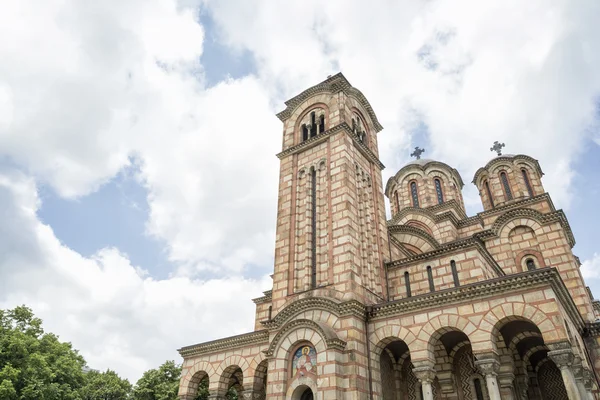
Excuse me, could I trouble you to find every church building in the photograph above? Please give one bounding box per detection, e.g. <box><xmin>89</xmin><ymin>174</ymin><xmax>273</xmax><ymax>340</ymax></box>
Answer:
<box><xmin>177</xmin><ymin>73</ymin><xmax>600</xmax><ymax>400</ymax></box>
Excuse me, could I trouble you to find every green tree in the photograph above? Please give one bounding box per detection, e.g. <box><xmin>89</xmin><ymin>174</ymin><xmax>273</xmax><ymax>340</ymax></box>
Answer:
<box><xmin>0</xmin><ymin>306</ymin><xmax>87</xmax><ymax>399</ymax></box>
<box><xmin>132</xmin><ymin>361</ymin><xmax>181</xmax><ymax>400</ymax></box>
<box><xmin>79</xmin><ymin>369</ymin><xmax>132</xmax><ymax>400</ymax></box>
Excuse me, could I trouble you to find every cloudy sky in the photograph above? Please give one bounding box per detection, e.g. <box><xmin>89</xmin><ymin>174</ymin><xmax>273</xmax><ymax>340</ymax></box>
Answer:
<box><xmin>1</xmin><ymin>0</ymin><xmax>600</xmax><ymax>383</ymax></box>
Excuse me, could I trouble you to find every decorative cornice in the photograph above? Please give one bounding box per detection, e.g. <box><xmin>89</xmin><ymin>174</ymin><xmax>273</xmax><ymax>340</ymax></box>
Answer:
<box><xmin>491</xmin><ymin>208</ymin><xmax>575</xmax><ymax>247</ymax></box>
<box><xmin>387</xmin><ymin>201</ymin><xmax>471</xmax><ymax>228</ymax></box>
<box><xmin>472</xmin><ymin>154</ymin><xmax>544</xmax><ymax>184</ymax></box>
<box><xmin>584</xmin><ymin>322</ymin><xmax>600</xmax><ymax>337</ymax></box>
<box><xmin>264</xmin><ymin>319</ymin><xmax>347</xmax><ymax>357</ymax></box>
<box><xmin>275</xmin><ymin>123</ymin><xmax>385</xmax><ymax>170</ymax></box>
<box><xmin>388</xmin><ymin>225</ymin><xmax>440</xmax><ymax>250</ymax></box>
<box><xmin>478</xmin><ymin>193</ymin><xmax>556</xmax><ymax>218</ymax></box>
<box><xmin>385</xmin><ymin>160</ymin><xmax>465</xmax><ymax>195</ymax></box>
<box><xmin>178</xmin><ymin>330</ymin><xmax>269</xmax><ymax>358</ymax></box>
<box><xmin>389</xmin><ymin>235</ymin><xmax>417</xmax><ymax>258</ymax></box>
<box><xmin>252</xmin><ymin>290</ymin><xmax>273</xmax><ymax>305</ymax></box>
<box><xmin>263</xmin><ymin>297</ymin><xmax>366</xmax><ymax>331</ymax></box>
<box><xmin>276</xmin><ymin>73</ymin><xmax>383</xmax><ymax>132</ymax></box>
<box><xmin>386</xmin><ymin>237</ymin><xmax>504</xmax><ymax>278</ymax></box>
<box><xmin>372</xmin><ymin>268</ymin><xmax>585</xmax><ymax>330</ymax></box>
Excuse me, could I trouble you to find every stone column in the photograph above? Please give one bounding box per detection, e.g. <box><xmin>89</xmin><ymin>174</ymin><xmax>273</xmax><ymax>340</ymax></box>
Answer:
<box><xmin>582</xmin><ymin>369</ymin><xmax>595</xmax><ymax>400</ymax></box>
<box><xmin>474</xmin><ymin>356</ymin><xmax>502</xmax><ymax>400</ymax></box>
<box><xmin>412</xmin><ymin>362</ymin><xmax>436</xmax><ymax>400</ymax></box>
<box><xmin>572</xmin><ymin>357</ymin><xmax>590</xmax><ymax>400</ymax></box>
<box><xmin>498</xmin><ymin>373</ymin><xmax>516</xmax><ymax>400</ymax></box>
<box><xmin>548</xmin><ymin>348</ymin><xmax>583</xmax><ymax>400</ymax></box>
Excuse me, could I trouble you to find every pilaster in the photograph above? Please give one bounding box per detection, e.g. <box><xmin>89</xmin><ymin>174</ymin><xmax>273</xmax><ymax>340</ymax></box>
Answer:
<box><xmin>412</xmin><ymin>361</ymin><xmax>436</xmax><ymax>400</ymax></box>
<box><xmin>474</xmin><ymin>354</ymin><xmax>502</xmax><ymax>400</ymax></box>
<box><xmin>548</xmin><ymin>345</ymin><xmax>583</xmax><ymax>400</ymax></box>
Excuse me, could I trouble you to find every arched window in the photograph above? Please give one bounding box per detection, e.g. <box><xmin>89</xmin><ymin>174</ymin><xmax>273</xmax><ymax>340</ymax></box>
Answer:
<box><xmin>526</xmin><ymin>258</ymin><xmax>536</xmax><ymax>271</ymax></box>
<box><xmin>268</xmin><ymin>305</ymin><xmax>272</xmax><ymax>320</ymax></box>
<box><xmin>427</xmin><ymin>266</ymin><xmax>435</xmax><ymax>292</ymax></box>
<box><xmin>319</xmin><ymin>114</ymin><xmax>325</xmax><ymax>134</ymax></box>
<box><xmin>410</xmin><ymin>181</ymin><xmax>419</xmax><ymax>207</ymax></box>
<box><xmin>500</xmin><ymin>171</ymin><xmax>513</xmax><ymax>200</ymax></box>
<box><xmin>302</xmin><ymin>124</ymin><xmax>309</xmax><ymax>142</ymax></box>
<box><xmin>450</xmin><ymin>260</ymin><xmax>459</xmax><ymax>287</ymax></box>
<box><xmin>404</xmin><ymin>271</ymin><xmax>411</xmax><ymax>297</ymax></box>
<box><xmin>484</xmin><ymin>180</ymin><xmax>494</xmax><ymax>208</ymax></box>
<box><xmin>434</xmin><ymin>178</ymin><xmax>444</xmax><ymax>204</ymax></box>
<box><xmin>522</xmin><ymin>168</ymin><xmax>534</xmax><ymax>197</ymax></box>
<box><xmin>474</xmin><ymin>378</ymin><xmax>484</xmax><ymax>400</ymax></box>
<box><xmin>394</xmin><ymin>191</ymin><xmax>400</xmax><ymax>215</ymax></box>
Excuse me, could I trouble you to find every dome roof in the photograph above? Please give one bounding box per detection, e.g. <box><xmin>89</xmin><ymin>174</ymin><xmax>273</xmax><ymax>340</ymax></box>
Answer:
<box><xmin>405</xmin><ymin>158</ymin><xmax>435</xmax><ymax>166</ymax></box>
<box><xmin>385</xmin><ymin>158</ymin><xmax>464</xmax><ymax>195</ymax></box>
<box><xmin>472</xmin><ymin>154</ymin><xmax>543</xmax><ymax>183</ymax></box>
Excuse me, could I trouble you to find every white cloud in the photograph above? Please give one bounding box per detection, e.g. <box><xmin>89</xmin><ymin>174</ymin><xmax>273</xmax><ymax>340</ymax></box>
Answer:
<box><xmin>207</xmin><ymin>0</ymin><xmax>600</xmax><ymax>209</ymax></box>
<box><xmin>0</xmin><ymin>170</ymin><xmax>269</xmax><ymax>382</ymax></box>
<box><xmin>1</xmin><ymin>0</ymin><xmax>600</xmax><ymax>385</ymax></box>
<box><xmin>581</xmin><ymin>253</ymin><xmax>600</xmax><ymax>280</ymax></box>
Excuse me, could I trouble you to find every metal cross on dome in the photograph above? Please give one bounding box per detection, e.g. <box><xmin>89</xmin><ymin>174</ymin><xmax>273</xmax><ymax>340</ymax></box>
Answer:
<box><xmin>410</xmin><ymin>146</ymin><xmax>425</xmax><ymax>160</ymax></box>
<box><xmin>490</xmin><ymin>141</ymin><xmax>505</xmax><ymax>156</ymax></box>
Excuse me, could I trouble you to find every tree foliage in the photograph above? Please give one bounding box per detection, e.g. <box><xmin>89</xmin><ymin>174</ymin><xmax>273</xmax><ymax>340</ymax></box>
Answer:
<box><xmin>0</xmin><ymin>306</ymin><xmax>87</xmax><ymax>399</ymax></box>
<box><xmin>0</xmin><ymin>306</ymin><xmax>233</xmax><ymax>400</ymax></box>
<box><xmin>79</xmin><ymin>369</ymin><xmax>132</xmax><ymax>400</ymax></box>
<box><xmin>132</xmin><ymin>361</ymin><xmax>181</xmax><ymax>400</ymax></box>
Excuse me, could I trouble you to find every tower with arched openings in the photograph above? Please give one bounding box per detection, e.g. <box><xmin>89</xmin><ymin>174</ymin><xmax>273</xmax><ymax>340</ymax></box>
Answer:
<box><xmin>177</xmin><ymin>74</ymin><xmax>600</xmax><ymax>400</ymax></box>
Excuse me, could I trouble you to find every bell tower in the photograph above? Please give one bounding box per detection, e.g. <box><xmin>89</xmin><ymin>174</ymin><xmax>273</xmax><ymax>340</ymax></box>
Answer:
<box><xmin>270</xmin><ymin>73</ymin><xmax>390</xmax><ymax>313</ymax></box>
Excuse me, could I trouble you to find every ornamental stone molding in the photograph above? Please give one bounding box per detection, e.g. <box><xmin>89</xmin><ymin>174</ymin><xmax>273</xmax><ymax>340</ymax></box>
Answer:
<box><xmin>548</xmin><ymin>348</ymin><xmax>575</xmax><ymax>369</ymax></box>
<box><xmin>371</xmin><ymin>268</ymin><xmax>584</xmax><ymax>331</ymax></box>
<box><xmin>386</xmin><ymin>236</ymin><xmax>503</xmax><ymax>278</ymax></box>
<box><xmin>388</xmin><ymin>225</ymin><xmax>441</xmax><ymax>250</ymax></box>
<box><xmin>178</xmin><ymin>330</ymin><xmax>269</xmax><ymax>358</ymax></box>
<box><xmin>472</xmin><ymin>154</ymin><xmax>543</xmax><ymax>184</ymax></box>
<box><xmin>275</xmin><ymin>122</ymin><xmax>385</xmax><ymax>169</ymax></box>
<box><xmin>475</xmin><ymin>357</ymin><xmax>501</xmax><ymax>377</ymax></box>
<box><xmin>412</xmin><ymin>362</ymin><xmax>437</xmax><ymax>383</ymax></box>
<box><xmin>263</xmin><ymin>297</ymin><xmax>364</xmax><ymax>330</ymax></box>
<box><xmin>491</xmin><ymin>208</ymin><xmax>575</xmax><ymax>247</ymax></box>
<box><xmin>387</xmin><ymin>201</ymin><xmax>469</xmax><ymax>225</ymax></box>
<box><xmin>264</xmin><ymin>318</ymin><xmax>346</xmax><ymax>357</ymax></box>
<box><xmin>276</xmin><ymin>72</ymin><xmax>383</xmax><ymax>132</ymax></box>
<box><xmin>385</xmin><ymin>160</ymin><xmax>465</xmax><ymax>194</ymax></box>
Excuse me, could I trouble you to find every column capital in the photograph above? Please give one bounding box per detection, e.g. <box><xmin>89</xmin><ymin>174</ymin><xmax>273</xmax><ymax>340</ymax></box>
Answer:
<box><xmin>548</xmin><ymin>348</ymin><xmax>575</xmax><ymax>369</ymax></box>
<box><xmin>241</xmin><ymin>391</ymin><xmax>266</xmax><ymax>400</ymax></box>
<box><xmin>475</xmin><ymin>355</ymin><xmax>500</xmax><ymax>377</ymax></box>
<box><xmin>412</xmin><ymin>361</ymin><xmax>436</xmax><ymax>384</ymax></box>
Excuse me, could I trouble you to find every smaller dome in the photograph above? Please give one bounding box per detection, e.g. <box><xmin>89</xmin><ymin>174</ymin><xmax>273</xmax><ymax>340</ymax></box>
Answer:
<box><xmin>405</xmin><ymin>158</ymin><xmax>435</xmax><ymax>167</ymax></box>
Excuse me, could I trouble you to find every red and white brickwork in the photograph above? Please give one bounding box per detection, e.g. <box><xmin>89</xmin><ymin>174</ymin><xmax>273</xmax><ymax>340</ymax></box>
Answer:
<box><xmin>177</xmin><ymin>74</ymin><xmax>600</xmax><ymax>400</ymax></box>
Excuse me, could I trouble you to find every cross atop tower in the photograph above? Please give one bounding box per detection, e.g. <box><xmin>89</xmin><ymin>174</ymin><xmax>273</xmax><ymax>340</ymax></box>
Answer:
<box><xmin>490</xmin><ymin>141</ymin><xmax>505</xmax><ymax>156</ymax></box>
<box><xmin>410</xmin><ymin>146</ymin><xmax>425</xmax><ymax>160</ymax></box>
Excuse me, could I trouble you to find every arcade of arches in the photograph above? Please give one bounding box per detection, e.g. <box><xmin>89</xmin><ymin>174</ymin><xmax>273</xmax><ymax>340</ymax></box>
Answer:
<box><xmin>177</xmin><ymin>74</ymin><xmax>600</xmax><ymax>399</ymax></box>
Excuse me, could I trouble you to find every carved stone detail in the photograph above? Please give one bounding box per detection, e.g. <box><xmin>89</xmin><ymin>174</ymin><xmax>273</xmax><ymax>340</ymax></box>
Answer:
<box><xmin>475</xmin><ymin>356</ymin><xmax>500</xmax><ymax>377</ymax></box>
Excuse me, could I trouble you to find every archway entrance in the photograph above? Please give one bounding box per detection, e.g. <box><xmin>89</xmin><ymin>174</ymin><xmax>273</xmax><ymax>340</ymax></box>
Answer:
<box><xmin>299</xmin><ymin>388</ymin><xmax>313</xmax><ymax>400</ymax></box>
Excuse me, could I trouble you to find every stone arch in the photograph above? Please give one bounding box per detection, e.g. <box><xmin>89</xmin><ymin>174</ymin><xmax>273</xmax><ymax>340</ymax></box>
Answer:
<box><xmin>484</xmin><ymin>303</ymin><xmax>567</xmax><ymax>353</ymax></box>
<box><xmin>287</xmin><ymin>381</ymin><xmax>318</xmax><ymax>400</ymax></box>
<box><xmin>370</xmin><ymin>325</ymin><xmax>417</xmax><ymax>360</ymax></box>
<box><xmin>179</xmin><ymin>361</ymin><xmax>213</xmax><ymax>398</ymax></box>
<box><xmin>391</xmin><ymin>208</ymin><xmax>440</xmax><ymax>237</ymax></box>
<box><xmin>415</xmin><ymin>314</ymin><xmax>478</xmax><ymax>361</ymax></box>
<box><xmin>388</xmin><ymin>225</ymin><xmax>440</xmax><ymax>252</ymax></box>
<box><xmin>405</xmin><ymin>220</ymin><xmax>434</xmax><ymax>236</ymax></box>
<box><xmin>492</xmin><ymin>209</ymin><xmax>545</xmax><ymax>239</ymax></box>
<box><xmin>293</xmin><ymin>102</ymin><xmax>330</xmax><ymax>144</ymax></box>
<box><xmin>268</xmin><ymin>297</ymin><xmax>342</xmax><ymax>328</ymax></box>
<box><xmin>215</xmin><ymin>361</ymin><xmax>246</xmax><ymax>396</ymax></box>
<box><xmin>272</xmin><ymin>321</ymin><xmax>330</xmax><ymax>361</ymax></box>
<box><xmin>515</xmin><ymin>249</ymin><xmax>547</xmax><ymax>271</ymax></box>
